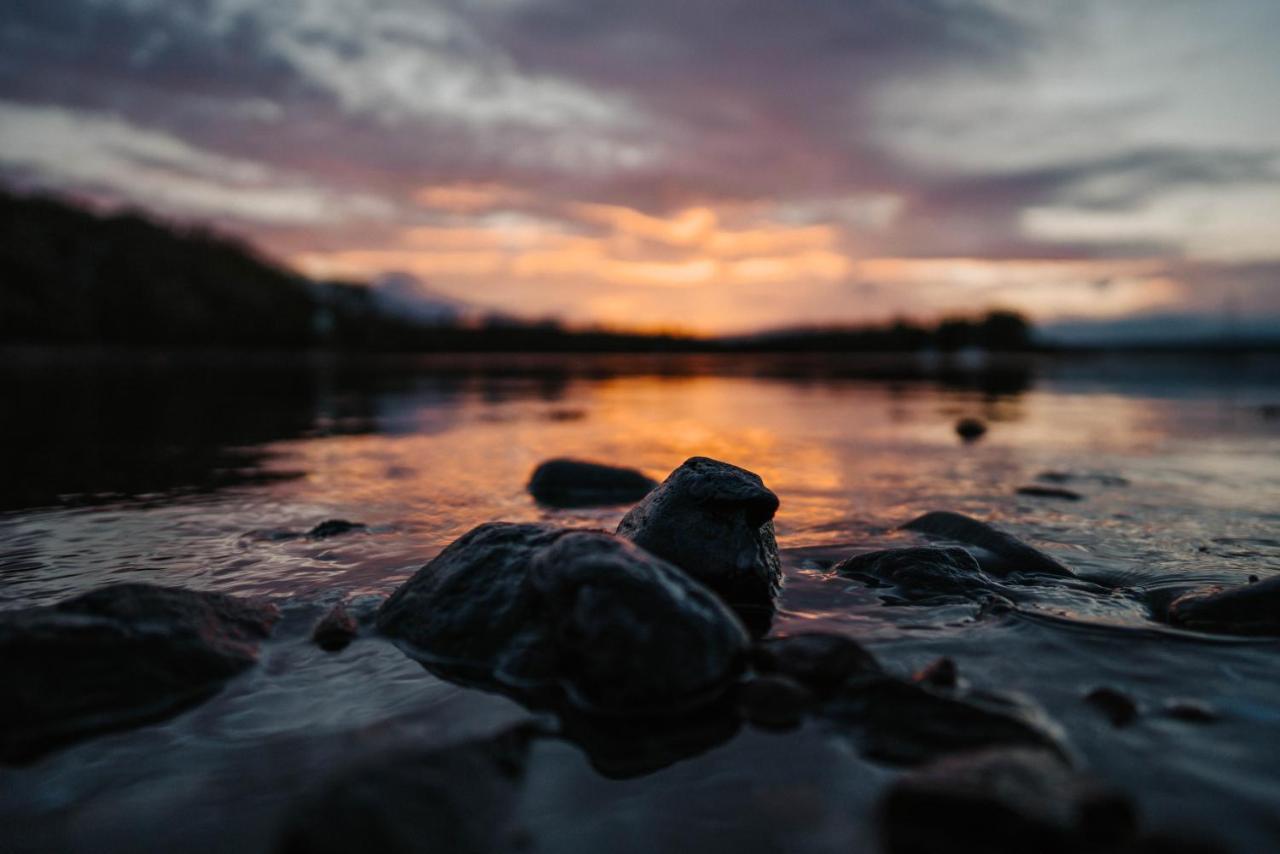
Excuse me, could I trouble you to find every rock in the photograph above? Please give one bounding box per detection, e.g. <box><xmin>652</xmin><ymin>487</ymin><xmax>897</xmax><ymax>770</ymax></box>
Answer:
<box><xmin>376</xmin><ymin>523</ymin><xmax>749</xmax><ymax>715</ymax></box>
<box><xmin>277</xmin><ymin>726</ymin><xmax>533</xmax><ymax>854</ymax></box>
<box><xmin>1017</xmin><ymin>485</ymin><xmax>1083</xmax><ymax>501</ymax></box>
<box><xmin>752</xmin><ymin>632</ymin><xmax>881</xmax><ymax>698</ymax></box>
<box><xmin>879</xmin><ymin>748</ymin><xmax>1136</xmax><ymax>854</ymax></box>
<box><xmin>0</xmin><ymin>583</ymin><xmax>278</xmax><ymax>763</ymax></box>
<box><xmin>833</xmin><ymin>546</ymin><xmax>1003</xmax><ymax>601</ymax></box>
<box><xmin>308</xmin><ymin>519</ymin><xmax>366</xmax><ymax>539</ymax></box>
<box><xmin>1166</xmin><ymin>575</ymin><xmax>1280</xmax><ymax>635</ymax></box>
<box><xmin>1083</xmin><ymin>686</ymin><xmax>1139</xmax><ymax>727</ymax></box>
<box><xmin>825</xmin><ymin>675</ymin><xmax>1069</xmax><ymax>766</ymax></box>
<box><xmin>914</xmin><ymin>657</ymin><xmax>960</xmax><ymax>690</ymax></box>
<box><xmin>526</xmin><ymin>458</ymin><xmax>657</xmax><ymax>508</ymax></box>
<box><xmin>902</xmin><ymin>511</ymin><xmax>1074</xmax><ymax>578</ymax></box>
<box><xmin>1162</xmin><ymin>699</ymin><xmax>1218</xmax><ymax>723</ymax></box>
<box><xmin>737</xmin><ymin>674</ymin><xmax>813</xmax><ymax>729</ymax></box>
<box><xmin>955</xmin><ymin>417</ymin><xmax>987</xmax><ymax>441</ymax></box>
<box><xmin>616</xmin><ymin>456</ymin><xmax>782</xmax><ymax>610</ymax></box>
<box><xmin>312</xmin><ymin>601</ymin><xmax>358</xmax><ymax>652</ymax></box>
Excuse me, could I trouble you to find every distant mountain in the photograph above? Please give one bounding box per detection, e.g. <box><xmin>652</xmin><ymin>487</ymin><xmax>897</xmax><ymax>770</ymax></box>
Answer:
<box><xmin>1040</xmin><ymin>313</ymin><xmax>1280</xmax><ymax>348</ymax></box>
<box><xmin>368</xmin><ymin>271</ymin><xmax>478</xmax><ymax>327</ymax></box>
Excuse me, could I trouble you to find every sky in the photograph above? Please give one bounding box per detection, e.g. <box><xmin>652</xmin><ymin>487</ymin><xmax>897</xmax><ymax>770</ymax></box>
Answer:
<box><xmin>1</xmin><ymin>0</ymin><xmax>1278</xmax><ymax>335</ymax></box>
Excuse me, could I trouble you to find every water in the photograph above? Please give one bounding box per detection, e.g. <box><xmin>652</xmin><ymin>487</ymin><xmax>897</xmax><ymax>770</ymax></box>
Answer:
<box><xmin>2</xmin><ymin>351</ymin><xmax>1279</xmax><ymax>852</ymax></box>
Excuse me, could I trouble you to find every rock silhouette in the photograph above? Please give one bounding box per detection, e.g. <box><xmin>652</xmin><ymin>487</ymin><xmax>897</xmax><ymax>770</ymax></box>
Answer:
<box><xmin>527</xmin><ymin>458</ymin><xmax>657</xmax><ymax>507</ymax></box>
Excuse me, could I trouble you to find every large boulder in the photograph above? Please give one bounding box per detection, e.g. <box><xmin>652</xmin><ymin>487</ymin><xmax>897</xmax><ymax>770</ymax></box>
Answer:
<box><xmin>376</xmin><ymin>523</ymin><xmax>749</xmax><ymax>714</ymax></box>
<box><xmin>1166</xmin><ymin>575</ymin><xmax>1280</xmax><ymax>635</ymax></box>
<box><xmin>880</xmin><ymin>748</ymin><xmax>1135</xmax><ymax>854</ymax></box>
<box><xmin>902</xmin><ymin>511</ymin><xmax>1074</xmax><ymax>578</ymax></box>
<box><xmin>833</xmin><ymin>546</ymin><xmax>1005</xmax><ymax>602</ymax></box>
<box><xmin>0</xmin><ymin>583</ymin><xmax>279</xmax><ymax>763</ymax></box>
<box><xmin>616</xmin><ymin>457</ymin><xmax>782</xmax><ymax>610</ymax></box>
<box><xmin>527</xmin><ymin>458</ymin><xmax>657</xmax><ymax>507</ymax></box>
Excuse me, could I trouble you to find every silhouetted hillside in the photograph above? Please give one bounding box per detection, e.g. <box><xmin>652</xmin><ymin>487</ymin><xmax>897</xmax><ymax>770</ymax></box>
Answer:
<box><xmin>0</xmin><ymin>190</ymin><xmax>1042</xmax><ymax>353</ymax></box>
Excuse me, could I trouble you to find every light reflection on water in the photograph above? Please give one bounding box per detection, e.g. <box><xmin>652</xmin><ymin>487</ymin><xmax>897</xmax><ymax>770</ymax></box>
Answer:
<box><xmin>0</xmin><ymin>353</ymin><xmax>1278</xmax><ymax>611</ymax></box>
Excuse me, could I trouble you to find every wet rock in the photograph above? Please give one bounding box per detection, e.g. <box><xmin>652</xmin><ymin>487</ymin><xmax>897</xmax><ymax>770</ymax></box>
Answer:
<box><xmin>312</xmin><ymin>601</ymin><xmax>358</xmax><ymax>652</ymax></box>
<box><xmin>879</xmin><ymin>748</ymin><xmax>1136</xmax><ymax>854</ymax></box>
<box><xmin>737</xmin><ymin>674</ymin><xmax>814</xmax><ymax>729</ymax></box>
<box><xmin>307</xmin><ymin>519</ymin><xmax>366</xmax><ymax>539</ymax></box>
<box><xmin>527</xmin><ymin>458</ymin><xmax>657</xmax><ymax>507</ymax></box>
<box><xmin>0</xmin><ymin>583</ymin><xmax>279</xmax><ymax>763</ymax></box>
<box><xmin>277</xmin><ymin>726</ymin><xmax>533</xmax><ymax>854</ymax></box>
<box><xmin>1017</xmin><ymin>485</ymin><xmax>1084</xmax><ymax>501</ymax></box>
<box><xmin>617</xmin><ymin>456</ymin><xmax>782</xmax><ymax>609</ymax></box>
<box><xmin>825</xmin><ymin>675</ymin><xmax>1069</xmax><ymax>765</ymax></box>
<box><xmin>1162</xmin><ymin>699</ymin><xmax>1218</xmax><ymax>723</ymax></box>
<box><xmin>914</xmin><ymin>657</ymin><xmax>960</xmax><ymax>690</ymax></box>
<box><xmin>1166</xmin><ymin>575</ymin><xmax>1280</xmax><ymax>635</ymax></box>
<box><xmin>752</xmin><ymin>632</ymin><xmax>881</xmax><ymax>698</ymax></box>
<box><xmin>955</xmin><ymin>417</ymin><xmax>987</xmax><ymax>441</ymax></box>
<box><xmin>1083</xmin><ymin>686</ymin><xmax>1140</xmax><ymax>727</ymax></box>
<box><xmin>833</xmin><ymin>546</ymin><xmax>1003</xmax><ymax>602</ymax></box>
<box><xmin>376</xmin><ymin>523</ymin><xmax>749</xmax><ymax>714</ymax></box>
<box><xmin>1037</xmin><ymin>470</ymin><xmax>1129</xmax><ymax>487</ymax></box>
<box><xmin>902</xmin><ymin>511</ymin><xmax>1075</xmax><ymax>578</ymax></box>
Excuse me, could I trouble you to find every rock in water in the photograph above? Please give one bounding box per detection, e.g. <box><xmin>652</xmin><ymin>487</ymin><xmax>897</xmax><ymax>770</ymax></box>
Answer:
<box><xmin>1017</xmin><ymin>485</ymin><xmax>1084</xmax><ymax>501</ymax></box>
<box><xmin>527</xmin><ymin>458</ymin><xmax>657</xmax><ymax>507</ymax></box>
<box><xmin>277</xmin><ymin>726</ymin><xmax>533</xmax><ymax>854</ymax></box>
<box><xmin>376</xmin><ymin>523</ymin><xmax>749</xmax><ymax>714</ymax></box>
<box><xmin>825</xmin><ymin>675</ymin><xmax>1069</xmax><ymax>766</ymax></box>
<box><xmin>312</xmin><ymin>601</ymin><xmax>358</xmax><ymax>652</ymax></box>
<box><xmin>955</xmin><ymin>417</ymin><xmax>987</xmax><ymax>441</ymax></box>
<box><xmin>0</xmin><ymin>583</ymin><xmax>279</xmax><ymax>763</ymax></box>
<box><xmin>902</xmin><ymin>511</ymin><xmax>1074</xmax><ymax>578</ymax></box>
<box><xmin>833</xmin><ymin>546</ymin><xmax>1003</xmax><ymax>601</ymax></box>
<box><xmin>616</xmin><ymin>456</ymin><xmax>782</xmax><ymax>609</ymax></box>
<box><xmin>752</xmin><ymin>632</ymin><xmax>881</xmax><ymax>698</ymax></box>
<box><xmin>307</xmin><ymin>519</ymin><xmax>366</xmax><ymax>538</ymax></box>
<box><xmin>879</xmin><ymin>748</ymin><xmax>1136</xmax><ymax>854</ymax></box>
<box><xmin>1166</xmin><ymin>575</ymin><xmax>1280</xmax><ymax>635</ymax></box>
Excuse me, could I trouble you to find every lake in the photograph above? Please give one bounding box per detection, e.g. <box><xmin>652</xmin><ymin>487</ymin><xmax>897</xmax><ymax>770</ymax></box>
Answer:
<box><xmin>2</xmin><ymin>350</ymin><xmax>1279</xmax><ymax>852</ymax></box>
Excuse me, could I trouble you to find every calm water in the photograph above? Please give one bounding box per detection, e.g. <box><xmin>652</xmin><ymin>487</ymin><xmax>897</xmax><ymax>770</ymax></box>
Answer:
<box><xmin>2</xmin><ymin>351</ymin><xmax>1280</xmax><ymax>852</ymax></box>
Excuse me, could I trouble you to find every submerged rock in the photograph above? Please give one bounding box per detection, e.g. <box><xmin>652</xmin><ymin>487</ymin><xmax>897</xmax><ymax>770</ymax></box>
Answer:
<box><xmin>308</xmin><ymin>519</ymin><xmax>367</xmax><ymax>539</ymax></box>
<box><xmin>1083</xmin><ymin>686</ymin><xmax>1140</xmax><ymax>727</ymax></box>
<box><xmin>736</xmin><ymin>674</ymin><xmax>813</xmax><ymax>730</ymax></box>
<box><xmin>312</xmin><ymin>601</ymin><xmax>358</xmax><ymax>652</ymax></box>
<box><xmin>752</xmin><ymin>632</ymin><xmax>881</xmax><ymax>698</ymax></box>
<box><xmin>833</xmin><ymin>546</ymin><xmax>1003</xmax><ymax>602</ymax></box>
<box><xmin>902</xmin><ymin>511</ymin><xmax>1074</xmax><ymax>578</ymax></box>
<box><xmin>617</xmin><ymin>456</ymin><xmax>782</xmax><ymax>609</ymax></box>
<box><xmin>0</xmin><ymin>583</ymin><xmax>279</xmax><ymax>763</ymax></box>
<box><xmin>1017</xmin><ymin>485</ymin><xmax>1084</xmax><ymax>501</ymax></box>
<box><xmin>955</xmin><ymin>417</ymin><xmax>987</xmax><ymax>441</ymax></box>
<box><xmin>277</xmin><ymin>726</ymin><xmax>533</xmax><ymax>854</ymax></box>
<box><xmin>825</xmin><ymin>675</ymin><xmax>1069</xmax><ymax>766</ymax></box>
<box><xmin>527</xmin><ymin>458</ymin><xmax>657</xmax><ymax>507</ymax></box>
<box><xmin>879</xmin><ymin>748</ymin><xmax>1136</xmax><ymax>854</ymax></box>
<box><xmin>1166</xmin><ymin>575</ymin><xmax>1280</xmax><ymax>635</ymax></box>
<box><xmin>914</xmin><ymin>657</ymin><xmax>960</xmax><ymax>690</ymax></box>
<box><xmin>376</xmin><ymin>523</ymin><xmax>749</xmax><ymax>714</ymax></box>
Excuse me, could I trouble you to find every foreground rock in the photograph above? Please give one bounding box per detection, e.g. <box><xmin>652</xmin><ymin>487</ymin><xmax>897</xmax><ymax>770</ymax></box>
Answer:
<box><xmin>0</xmin><ymin>583</ymin><xmax>278</xmax><ymax>763</ymax></box>
<box><xmin>617</xmin><ymin>456</ymin><xmax>782</xmax><ymax>611</ymax></box>
<box><xmin>833</xmin><ymin>546</ymin><xmax>1006</xmax><ymax>602</ymax></box>
<box><xmin>527</xmin><ymin>458</ymin><xmax>657</xmax><ymax>508</ymax></box>
<box><xmin>277</xmin><ymin>726</ymin><xmax>533</xmax><ymax>854</ymax></box>
<box><xmin>902</xmin><ymin>511</ymin><xmax>1074</xmax><ymax>578</ymax></box>
<box><xmin>1166</xmin><ymin>575</ymin><xmax>1280</xmax><ymax>635</ymax></box>
<box><xmin>880</xmin><ymin>748</ymin><xmax>1136</xmax><ymax>854</ymax></box>
<box><xmin>825</xmin><ymin>675</ymin><xmax>1069</xmax><ymax>765</ymax></box>
<box><xmin>376</xmin><ymin>523</ymin><xmax>749</xmax><ymax>714</ymax></box>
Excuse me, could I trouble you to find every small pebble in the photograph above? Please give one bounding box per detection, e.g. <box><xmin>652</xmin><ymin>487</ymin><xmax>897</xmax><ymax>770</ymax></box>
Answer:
<box><xmin>312</xmin><ymin>601</ymin><xmax>358</xmax><ymax>651</ymax></box>
<box><xmin>1084</xmin><ymin>686</ymin><xmax>1139</xmax><ymax>727</ymax></box>
<box><xmin>955</xmin><ymin>418</ymin><xmax>987</xmax><ymax>441</ymax></box>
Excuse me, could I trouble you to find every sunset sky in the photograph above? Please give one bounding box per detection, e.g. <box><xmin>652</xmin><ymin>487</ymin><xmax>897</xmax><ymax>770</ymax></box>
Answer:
<box><xmin>1</xmin><ymin>1</ymin><xmax>1278</xmax><ymax>334</ymax></box>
